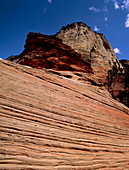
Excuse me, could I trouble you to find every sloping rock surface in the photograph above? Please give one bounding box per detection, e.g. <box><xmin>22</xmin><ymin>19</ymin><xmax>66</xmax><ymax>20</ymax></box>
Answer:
<box><xmin>0</xmin><ymin>60</ymin><xmax>129</xmax><ymax>169</ymax></box>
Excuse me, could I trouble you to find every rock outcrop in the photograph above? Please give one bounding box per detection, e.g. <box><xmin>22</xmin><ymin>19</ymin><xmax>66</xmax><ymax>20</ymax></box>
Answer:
<box><xmin>0</xmin><ymin>60</ymin><xmax>129</xmax><ymax>169</ymax></box>
<box><xmin>8</xmin><ymin>32</ymin><xmax>93</xmax><ymax>73</ymax></box>
<box><xmin>55</xmin><ymin>22</ymin><xmax>129</xmax><ymax>107</ymax></box>
<box><xmin>106</xmin><ymin>59</ymin><xmax>129</xmax><ymax>107</ymax></box>
<box><xmin>5</xmin><ymin>55</ymin><xmax>19</xmax><ymax>63</ymax></box>
<box><xmin>6</xmin><ymin>22</ymin><xmax>129</xmax><ymax>107</ymax></box>
<box><xmin>56</xmin><ymin>22</ymin><xmax>123</xmax><ymax>82</ymax></box>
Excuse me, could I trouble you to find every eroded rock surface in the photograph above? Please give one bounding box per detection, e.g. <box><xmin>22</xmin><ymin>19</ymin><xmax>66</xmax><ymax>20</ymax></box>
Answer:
<box><xmin>55</xmin><ymin>22</ymin><xmax>129</xmax><ymax>107</ymax></box>
<box><xmin>56</xmin><ymin>22</ymin><xmax>123</xmax><ymax>82</ymax></box>
<box><xmin>0</xmin><ymin>60</ymin><xmax>129</xmax><ymax>169</ymax></box>
<box><xmin>9</xmin><ymin>33</ymin><xmax>93</xmax><ymax>73</ymax></box>
<box><xmin>6</xmin><ymin>22</ymin><xmax>129</xmax><ymax>107</ymax></box>
<box><xmin>106</xmin><ymin>59</ymin><xmax>129</xmax><ymax>107</ymax></box>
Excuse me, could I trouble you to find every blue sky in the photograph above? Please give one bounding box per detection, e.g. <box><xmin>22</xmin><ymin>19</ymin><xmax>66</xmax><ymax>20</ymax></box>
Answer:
<box><xmin>0</xmin><ymin>0</ymin><xmax>129</xmax><ymax>60</ymax></box>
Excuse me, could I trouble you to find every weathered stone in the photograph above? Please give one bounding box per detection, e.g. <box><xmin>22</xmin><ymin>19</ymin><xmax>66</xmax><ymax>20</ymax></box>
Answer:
<box><xmin>0</xmin><ymin>60</ymin><xmax>129</xmax><ymax>169</ymax></box>
<box><xmin>6</xmin><ymin>22</ymin><xmax>129</xmax><ymax>107</ymax></box>
<box><xmin>106</xmin><ymin>59</ymin><xmax>129</xmax><ymax>107</ymax></box>
<box><xmin>56</xmin><ymin>22</ymin><xmax>129</xmax><ymax>107</ymax></box>
<box><xmin>56</xmin><ymin>22</ymin><xmax>123</xmax><ymax>82</ymax></box>
<box><xmin>7</xmin><ymin>32</ymin><xmax>93</xmax><ymax>73</ymax></box>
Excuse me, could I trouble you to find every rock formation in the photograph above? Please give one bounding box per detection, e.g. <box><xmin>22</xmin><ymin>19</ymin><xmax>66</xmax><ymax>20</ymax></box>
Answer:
<box><xmin>9</xmin><ymin>33</ymin><xmax>93</xmax><ymax>73</ymax></box>
<box><xmin>56</xmin><ymin>22</ymin><xmax>123</xmax><ymax>82</ymax></box>
<box><xmin>106</xmin><ymin>59</ymin><xmax>129</xmax><ymax>107</ymax></box>
<box><xmin>6</xmin><ymin>22</ymin><xmax>129</xmax><ymax>107</ymax></box>
<box><xmin>55</xmin><ymin>22</ymin><xmax>129</xmax><ymax>107</ymax></box>
<box><xmin>0</xmin><ymin>60</ymin><xmax>129</xmax><ymax>169</ymax></box>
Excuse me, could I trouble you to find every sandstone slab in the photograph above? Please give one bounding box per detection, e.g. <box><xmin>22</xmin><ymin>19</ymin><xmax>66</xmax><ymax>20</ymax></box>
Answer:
<box><xmin>0</xmin><ymin>60</ymin><xmax>129</xmax><ymax>169</ymax></box>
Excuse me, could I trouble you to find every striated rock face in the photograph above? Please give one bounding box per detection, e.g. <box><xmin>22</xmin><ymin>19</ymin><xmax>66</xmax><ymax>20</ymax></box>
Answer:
<box><xmin>10</xmin><ymin>32</ymin><xmax>93</xmax><ymax>73</ymax></box>
<box><xmin>56</xmin><ymin>22</ymin><xmax>123</xmax><ymax>82</ymax></box>
<box><xmin>0</xmin><ymin>60</ymin><xmax>129</xmax><ymax>169</ymax></box>
<box><xmin>56</xmin><ymin>22</ymin><xmax>129</xmax><ymax>107</ymax></box>
<box><xmin>106</xmin><ymin>59</ymin><xmax>129</xmax><ymax>107</ymax></box>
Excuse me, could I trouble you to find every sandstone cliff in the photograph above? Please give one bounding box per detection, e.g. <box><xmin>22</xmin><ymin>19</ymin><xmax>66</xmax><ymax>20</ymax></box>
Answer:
<box><xmin>56</xmin><ymin>22</ymin><xmax>123</xmax><ymax>82</ymax></box>
<box><xmin>10</xmin><ymin>33</ymin><xmax>93</xmax><ymax>73</ymax></box>
<box><xmin>0</xmin><ymin>60</ymin><xmax>129</xmax><ymax>169</ymax></box>
<box><xmin>6</xmin><ymin>22</ymin><xmax>129</xmax><ymax>107</ymax></box>
<box><xmin>106</xmin><ymin>59</ymin><xmax>129</xmax><ymax>107</ymax></box>
<box><xmin>55</xmin><ymin>22</ymin><xmax>129</xmax><ymax>107</ymax></box>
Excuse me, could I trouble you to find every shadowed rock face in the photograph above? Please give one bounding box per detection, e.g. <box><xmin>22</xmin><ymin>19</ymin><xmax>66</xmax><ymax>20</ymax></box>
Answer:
<box><xmin>106</xmin><ymin>59</ymin><xmax>129</xmax><ymax>107</ymax></box>
<box><xmin>0</xmin><ymin>60</ymin><xmax>129</xmax><ymax>169</ymax></box>
<box><xmin>12</xmin><ymin>32</ymin><xmax>93</xmax><ymax>73</ymax></box>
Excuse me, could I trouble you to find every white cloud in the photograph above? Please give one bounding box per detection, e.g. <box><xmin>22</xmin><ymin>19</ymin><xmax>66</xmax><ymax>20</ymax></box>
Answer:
<box><xmin>89</xmin><ymin>6</ymin><xmax>101</xmax><ymax>12</ymax></box>
<box><xmin>104</xmin><ymin>17</ymin><xmax>108</xmax><ymax>21</ymax></box>
<box><xmin>48</xmin><ymin>0</ymin><xmax>52</xmax><ymax>3</ymax></box>
<box><xmin>105</xmin><ymin>0</ymin><xmax>129</xmax><ymax>10</ymax></box>
<box><xmin>104</xmin><ymin>0</ymin><xmax>129</xmax><ymax>27</ymax></box>
<box><xmin>89</xmin><ymin>6</ymin><xmax>108</xmax><ymax>13</ymax></box>
<box><xmin>94</xmin><ymin>25</ymin><xmax>100</xmax><ymax>31</ymax></box>
<box><xmin>121</xmin><ymin>0</ymin><xmax>129</xmax><ymax>10</ymax></box>
<box><xmin>125</xmin><ymin>13</ymin><xmax>129</xmax><ymax>27</ymax></box>
<box><xmin>114</xmin><ymin>48</ymin><xmax>121</xmax><ymax>54</ymax></box>
<box><xmin>0</xmin><ymin>58</ymin><xmax>3</xmax><ymax>60</ymax></box>
<box><xmin>114</xmin><ymin>1</ymin><xmax>120</xmax><ymax>9</ymax></box>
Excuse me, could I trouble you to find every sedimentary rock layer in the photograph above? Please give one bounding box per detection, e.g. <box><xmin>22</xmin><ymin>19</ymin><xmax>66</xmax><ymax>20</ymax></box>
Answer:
<box><xmin>105</xmin><ymin>59</ymin><xmax>129</xmax><ymax>107</ymax></box>
<box><xmin>56</xmin><ymin>22</ymin><xmax>123</xmax><ymax>81</ymax></box>
<box><xmin>6</xmin><ymin>22</ymin><xmax>129</xmax><ymax>107</ymax></box>
<box><xmin>9</xmin><ymin>33</ymin><xmax>93</xmax><ymax>73</ymax></box>
<box><xmin>56</xmin><ymin>22</ymin><xmax>129</xmax><ymax>107</ymax></box>
<box><xmin>0</xmin><ymin>60</ymin><xmax>129</xmax><ymax>169</ymax></box>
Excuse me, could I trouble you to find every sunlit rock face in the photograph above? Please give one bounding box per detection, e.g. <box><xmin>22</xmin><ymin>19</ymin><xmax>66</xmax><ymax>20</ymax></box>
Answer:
<box><xmin>56</xmin><ymin>22</ymin><xmax>123</xmax><ymax>82</ymax></box>
<box><xmin>56</xmin><ymin>22</ymin><xmax>129</xmax><ymax>107</ymax></box>
<box><xmin>0</xmin><ymin>60</ymin><xmax>129</xmax><ymax>169</ymax></box>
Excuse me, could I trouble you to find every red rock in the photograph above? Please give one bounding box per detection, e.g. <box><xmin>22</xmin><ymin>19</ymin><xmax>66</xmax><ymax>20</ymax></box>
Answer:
<box><xmin>14</xmin><ymin>32</ymin><xmax>93</xmax><ymax>73</ymax></box>
<box><xmin>106</xmin><ymin>59</ymin><xmax>129</xmax><ymax>107</ymax></box>
<box><xmin>0</xmin><ymin>60</ymin><xmax>129</xmax><ymax>169</ymax></box>
<box><xmin>6</xmin><ymin>22</ymin><xmax>129</xmax><ymax>107</ymax></box>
